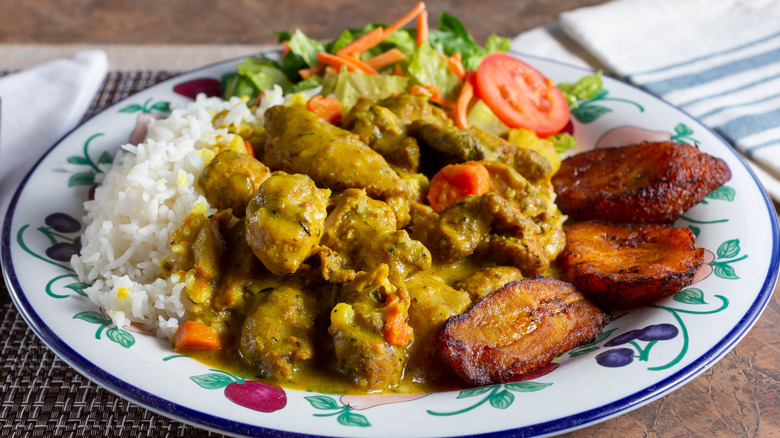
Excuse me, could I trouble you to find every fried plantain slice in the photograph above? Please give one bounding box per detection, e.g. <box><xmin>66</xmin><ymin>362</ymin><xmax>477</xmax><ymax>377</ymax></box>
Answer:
<box><xmin>437</xmin><ymin>277</ymin><xmax>608</xmax><ymax>386</ymax></box>
<box><xmin>552</xmin><ymin>141</ymin><xmax>731</xmax><ymax>223</ymax></box>
<box><xmin>562</xmin><ymin>220</ymin><xmax>704</xmax><ymax>308</ymax></box>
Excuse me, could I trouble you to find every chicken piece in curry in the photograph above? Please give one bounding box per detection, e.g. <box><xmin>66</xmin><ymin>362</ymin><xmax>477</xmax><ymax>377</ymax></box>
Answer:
<box><xmin>162</xmin><ymin>94</ymin><xmax>604</xmax><ymax>394</ymax></box>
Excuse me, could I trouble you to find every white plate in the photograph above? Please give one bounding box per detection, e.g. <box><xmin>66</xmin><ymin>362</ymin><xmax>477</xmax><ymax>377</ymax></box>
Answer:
<box><xmin>3</xmin><ymin>52</ymin><xmax>778</xmax><ymax>437</ymax></box>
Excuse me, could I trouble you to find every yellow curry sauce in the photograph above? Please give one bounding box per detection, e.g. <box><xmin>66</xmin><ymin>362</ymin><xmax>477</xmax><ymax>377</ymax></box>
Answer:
<box><xmin>162</xmin><ymin>94</ymin><xmax>567</xmax><ymax>395</ymax></box>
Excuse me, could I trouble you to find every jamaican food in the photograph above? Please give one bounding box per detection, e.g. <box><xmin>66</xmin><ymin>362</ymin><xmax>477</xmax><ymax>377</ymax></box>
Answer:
<box><xmin>552</xmin><ymin>141</ymin><xmax>731</xmax><ymax>223</ymax></box>
<box><xmin>71</xmin><ymin>3</ymin><xmax>728</xmax><ymax>395</ymax></box>
<box><xmin>561</xmin><ymin>220</ymin><xmax>705</xmax><ymax>308</ymax></box>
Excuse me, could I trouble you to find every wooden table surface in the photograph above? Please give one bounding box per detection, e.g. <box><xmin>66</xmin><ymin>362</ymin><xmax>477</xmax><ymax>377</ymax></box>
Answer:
<box><xmin>1</xmin><ymin>1</ymin><xmax>778</xmax><ymax>437</ymax></box>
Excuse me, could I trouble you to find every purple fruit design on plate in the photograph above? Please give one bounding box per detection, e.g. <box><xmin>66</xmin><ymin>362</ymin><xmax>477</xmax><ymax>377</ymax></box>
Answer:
<box><xmin>173</xmin><ymin>78</ymin><xmax>223</xmax><ymax>99</ymax></box>
<box><xmin>40</xmin><ymin>213</ymin><xmax>82</xmax><ymax>261</ymax></box>
<box><xmin>596</xmin><ymin>323</ymin><xmax>680</xmax><ymax>369</ymax></box>
<box><xmin>190</xmin><ymin>369</ymin><xmax>286</xmax><ymax>412</ymax></box>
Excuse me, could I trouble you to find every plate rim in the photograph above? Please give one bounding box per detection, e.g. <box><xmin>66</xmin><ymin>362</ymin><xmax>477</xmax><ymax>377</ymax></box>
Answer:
<box><xmin>2</xmin><ymin>51</ymin><xmax>778</xmax><ymax>438</ymax></box>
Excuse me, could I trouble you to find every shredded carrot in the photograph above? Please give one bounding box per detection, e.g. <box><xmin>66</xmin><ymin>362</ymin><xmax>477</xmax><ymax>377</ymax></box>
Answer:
<box><xmin>298</xmin><ymin>63</ymin><xmax>325</xmax><ymax>79</ymax></box>
<box><xmin>454</xmin><ymin>71</ymin><xmax>475</xmax><ymax>128</ymax></box>
<box><xmin>427</xmin><ymin>161</ymin><xmax>490</xmax><ymax>212</ymax></box>
<box><xmin>366</xmin><ymin>48</ymin><xmax>407</xmax><ymax>69</ymax></box>
<box><xmin>173</xmin><ymin>321</ymin><xmax>222</xmax><ymax>350</ymax></box>
<box><xmin>448</xmin><ymin>52</ymin><xmax>466</xmax><ymax>80</ymax></box>
<box><xmin>325</xmin><ymin>65</ymin><xmax>339</xmax><ymax>75</ymax></box>
<box><xmin>409</xmin><ymin>84</ymin><xmax>431</xmax><ymax>97</ymax></box>
<box><xmin>394</xmin><ymin>63</ymin><xmax>405</xmax><ymax>76</ymax></box>
<box><xmin>382</xmin><ymin>295</ymin><xmax>412</xmax><ymax>347</ymax></box>
<box><xmin>416</xmin><ymin>9</ymin><xmax>429</xmax><ymax>47</ymax></box>
<box><xmin>410</xmin><ymin>84</ymin><xmax>455</xmax><ymax>109</ymax></box>
<box><xmin>342</xmin><ymin>54</ymin><xmax>380</xmax><ymax>75</ymax></box>
<box><xmin>426</xmin><ymin>84</ymin><xmax>456</xmax><ymax>109</ymax></box>
<box><xmin>244</xmin><ymin>140</ymin><xmax>255</xmax><ymax>157</ymax></box>
<box><xmin>307</xmin><ymin>95</ymin><xmax>343</xmax><ymax>125</ymax></box>
<box><xmin>335</xmin><ymin>27</ymin><xmax>385</xmax><ymax>57</ymax></box>
<box><xmin>382</xmin><ymin>2</ymin><xmax>426</xmax><ymax>38</ymax></box>
<box><xmin>316</xmin><ymin>52</ymin><xmax>377</xmax><ymax>75</ymax></box>
<box><xmin>282</xmin><ymin>40</ymin><xmax>290</xmax><ymax>57</ymax></box>
<box><xmin>335</xmin><ymin>2</ymin><xmax>426</xmax><ymax>58</ymax></box>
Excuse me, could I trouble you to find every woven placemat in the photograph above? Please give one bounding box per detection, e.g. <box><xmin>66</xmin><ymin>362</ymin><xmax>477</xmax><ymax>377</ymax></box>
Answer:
<box><xmin>0</xmin><ymin>70</ymin><xmax>223</xmax><ymax>437</ymax></box>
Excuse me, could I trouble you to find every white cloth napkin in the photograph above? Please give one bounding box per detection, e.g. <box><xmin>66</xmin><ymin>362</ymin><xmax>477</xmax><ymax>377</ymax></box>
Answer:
<box><xmin>0</xmin><ymin>50</ymin><xmax>108</xmax><ymax>220</ymax></box>
<box><xmin>511</xmin><ymin>0</ymin><xmax>780</xmax><ymax>201</ymax></box>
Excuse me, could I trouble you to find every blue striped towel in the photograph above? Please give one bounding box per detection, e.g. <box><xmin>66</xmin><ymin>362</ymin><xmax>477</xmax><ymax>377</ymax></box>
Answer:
<box><xmin>511</xmin><ymin>0</ymin><xmax>780</xmax><ymax>200</ymax></box>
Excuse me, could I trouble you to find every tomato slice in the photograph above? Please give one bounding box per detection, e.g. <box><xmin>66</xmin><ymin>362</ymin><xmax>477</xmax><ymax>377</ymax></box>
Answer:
<box><xmin>475</xmin><ymin>53</ymin><xmax>570</xmax><ymax>137</ymax></box>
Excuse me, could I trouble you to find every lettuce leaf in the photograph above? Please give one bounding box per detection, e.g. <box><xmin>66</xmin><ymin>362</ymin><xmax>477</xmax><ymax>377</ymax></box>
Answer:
<box><xmin>429</xmin><ymin>12</ymin><xmax>510</xmax><ymax>70</ymax></box>
<box><xmin>223</xmin><ymin>73</ymin><xmax>257</xmax><ymax>99</ymax></box>
<box><xmin>288</xmin><ymin>29</ymin><xmax>325</xmax><ymax>66</ymax></box>
<box><xmin>549</xmin><ymin>132</ymin><xmax>577</xmax><ymax>155</ymax></box>
<box><xmin>407</xmin><ymin>41</ymin><xmax>462</xmax><ymax>101</ymax></box>
<box><xmin>236</xmin><ymin>57</ymin><xmax>292</xmax><ymax>93</ymax></box>
<box><xmin>558</xmin><ymin>71</ymin><xmax>603</xmax><ymax>108</ymax></box>
<box><xmin>320</xmin><ymin>68</ymin><xmax>409</xmax><ymax>110</ymax></box>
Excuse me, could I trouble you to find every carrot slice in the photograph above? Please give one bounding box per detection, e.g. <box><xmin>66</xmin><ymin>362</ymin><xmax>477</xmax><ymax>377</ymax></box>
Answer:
<box><xmin>454</xmin><ymin>71</ymin><xmax>475</xmax><ymax>128</ymax></box>
<box><xmin>427</xmin><ymin>84</ymin><xmax>456</xmax><ymax>109</ymax></box>
<box><xmin>448</xmin><ymin>52</ymin><xmax>466</xmax><ymax>79</ymax></box>
<box><xmin>382</xmin><ymin>295</ymin><xmax>413</xmax><ymax>347</ymax></box>
<box><xmin>366</xmin><ymin>48</ymin><xmax>407</xmax><ymax>69</ymax></box>
<box><xmin>410</xmin><ymin>84</ymin><xmax>431</xmax><ymax>97</ymax></box>
<box><xmin>383</xmin><ymin>2</ymin><xmax>426</xmax><ymax>38</ymax></box>
<box><xmin>416</xmin><ymin>9</ymin><xmax>429</xmax><ymax>47</ymax></box>
<box><xmin>173</xmin><ymin>321</ymin><xmax>222</xmax><ymax>350</ymax></box>
<box><xmin>335</xmin><ymin>27</ymin><xmax>385</xmax><ymax>57</ymax></box>
<box><xmin>298</xmin><ymin>63</ymin><xmax>325</xmax><ymax>79</ymax></box>
<box><xmin>307</xmin><ymin>95</ymin><xmax>343</xmax><ymax>125</ymax></box>
<box><xmin>427</xmin><ymin>161</ymin><xmax>490</xmax><ymax>212</ymax></box>
<box><xmin>244</xmin><ymin>140</ymin><xmax>255</xmax><ymax>157</ymax></box>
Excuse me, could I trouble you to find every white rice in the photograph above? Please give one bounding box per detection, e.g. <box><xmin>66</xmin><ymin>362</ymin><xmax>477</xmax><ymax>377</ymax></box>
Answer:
<box><xmin>70</xmin><ymin>93</ymin><xmax>269</xmax><ymax>339</ymax></box>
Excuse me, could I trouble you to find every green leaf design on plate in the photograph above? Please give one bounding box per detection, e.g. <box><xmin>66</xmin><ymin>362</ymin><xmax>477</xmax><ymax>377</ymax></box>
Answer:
<box><xmin>307</xmin><ymin>395</ymin><xmax>371</xmax><ymax>428</ymax></box>
<box><xmin>106</xmin><ymin>327</ymin><xmax>136</xmax><ymax>348</ymax></box>
<box><xmin>67</xmin><ymin>156</ymin><xmax>91</xmax><ymax>165</ymax></box>
<box><xmin>572</xmin><ymin>105</ymin><xmax>612</xmax><ymax>123</ymax></box>
<box><xmin>191</xmin><ymin>373</ymin><xmax>236</xmax><ymax>390</ymax></box>
<box><xmin>457</xmin><ymin>386</ymin><xmax>493</xmax><ymax>398</ymax></box>
<box><xmin>73</xmin><ymin>311</ymin><xmax>135</xmax><ymax>347</ymax></box>
<box><xmin>675</xmin><ymin>123</ymin><xmax>695</xmax><ymax>137</ymax></box>
<box><xmin>337</xmin><ymin>411</ymin><xmax>371</xmax><ymax>428</ymax></box>
<box><xmin>568</xmin><ymin>346</ymin><xmax>601</xmax><ymax>357</ymax></box>
<box><xmin>68</xmin><ymin>172</ymin><xmax>96</xmax><ymax>187</ymax></box>
<box><xmin>707</xmin><ymin>185</ymin><xmax>735</xmax><ymax>202</ymax></box>
<box><xmin>74</xmin><ymin>311</ymin><xmax>111</xmax><ymax>325</ymax></box>
<box><xmin>489</xmin><ymin>389</ymin><xmax>514</xmax><ymax>409</ymax></box>
<box><xmin>98</xmin><ymin>150</ymin><xmax>114</xmax><ymax>165</ymax></box>
<box><xmin>118</xmin><ymin>98</ymin><xmax>171</xmax><ymax>114</ymax></box>
<box><xmin>714</xmin><ymin>264</ymin><xmax>739</xmax><ymax>280</ymax></box>
<box><xmin>306</xmin><ymin>395</ymin><xmax>341</xmax><ymax>410</ymax></box>
<box><xmin>64</xmin><ymin>282</ymin><xmax>89</xmax><ymax>296</ymax></box>
<box><xmin>504</xmin><ymin>381</ymin><xmax>553</xmax><ymax>392</ymax></box>
<box><xmin>151</xmin><ymin>101</ymin><xmax>172</xmax><ymax>113</ymax></box>
<box><xmin>674</xmin><ymin>288</ymin><xmax>707</xmax><ymax>305</ymax></box>
<box><xmin>671</xmin><ymin>122</ymin><xmax>699</xmax><ymax>145</ymax></box>
<box><xmin>717</xmin><ymin>239</ymin><xmax>740</xmax><ymax>259</ymax></box>
<box><xmin>429</xmin><ymin>381</ymin><xmax>553</xmax><ymax>416</ymax></box>
<box><xmin>119</xmin><ymin>103</ymin><xmax>144</xmax><ymax>113</ymax></box>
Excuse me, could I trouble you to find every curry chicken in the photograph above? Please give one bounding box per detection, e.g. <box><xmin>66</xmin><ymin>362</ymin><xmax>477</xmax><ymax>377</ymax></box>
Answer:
<box><xmin>160</xmin><ymin>92</ymin><xmax>597</xmax><ymax>393</ymax></box>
